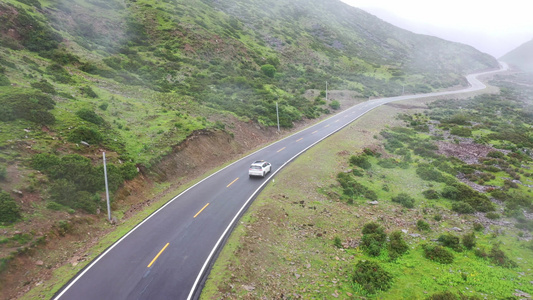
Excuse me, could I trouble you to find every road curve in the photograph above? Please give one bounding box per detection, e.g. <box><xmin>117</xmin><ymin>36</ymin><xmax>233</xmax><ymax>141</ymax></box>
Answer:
<box><xmin>53</xmin><ymin>62</ymin><xmax>507</xmax><ymax>300</ymax></box>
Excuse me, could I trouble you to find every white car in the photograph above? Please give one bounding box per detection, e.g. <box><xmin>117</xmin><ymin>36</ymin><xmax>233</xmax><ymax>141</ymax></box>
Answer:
<box><xmin>248</xmin><ymin>160</ymin><xmax>272</xmax><ymax>177</ymax></box>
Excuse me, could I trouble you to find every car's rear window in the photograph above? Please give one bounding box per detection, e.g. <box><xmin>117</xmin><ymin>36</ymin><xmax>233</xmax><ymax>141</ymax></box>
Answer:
<box><xmin>251</xmin><ymin>166</ymin><xmax>262</xmax><ymax>169</ymax></box>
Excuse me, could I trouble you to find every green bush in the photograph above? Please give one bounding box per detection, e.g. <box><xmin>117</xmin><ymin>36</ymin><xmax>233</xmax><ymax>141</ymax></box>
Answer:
<box><xmin>361</xmin><ymin>222</ymin><xmax>387</xmax><ymax>256</ymax></box>
<box><xmin>0</xmin><ymin>164</ymin><xmax>6</xmax><ymax>180</ymax></box>
<box><xmin>260</xmin><ymin>64</ymin><xmax>276</xmax><ymax>78</ymax></box>
<box><xmin>80</xmin><ymin>85</ymin><xmax>98</xmax><ymax>98</ymax></box>
<box><xmin>438</xmin><ymin>234</ymin><xmax>462</xmax><ymax>252</ymax></box>
<box><xmin>0</xmin><ymin>89</ymin><xmax>56</xmax><ymax>124</ymax></box>
<box><xmin>329</xmin><ymin>100</ymin><xmax>340</xmax><ymax>110</ymax></box>
<box><xmin>121</xmin><ymin>162</ymin><xmax>138</xmax><ymax>180</ymax></box>
<box><xmin>462</xmin><ymin>232</ymin><xmax>476</xmax><ymax>250</ymax></box>
<box><xmin>416</xmin><ymin>165</ymin><xmax>447</xmax><ymax>182</ymax></box>
<box><xmin>349</xmin><ymin>155</ymin><xmax>371</xmax><ymax>169</ymax></box>
<box><xmin>68</xmin><ymin>126</ymin><xmax>103</xmax><ymax>144</ymax></box>
<box><xmin>452</xmin><ymin>202</ymin><xmax>475</xmax><ymax>214</ymax></box>
<box><xmin>417</xmin><ymin>220</ymin><xmax>431</xmax><ymax>231</ymax></box>
<box><xmin>392</xmin><ymin>193</ymin><xmax>415</xmax><ymax>208</ymax></box>
<box><xmin>489</xmin><ymin>244</ymin><xmax>517</xmax><ymax>268</ymax></box>
<box><xmin>76</xmin><ymin>108</ymin><xmax>104</xmax><ymax>125</ymax></box>
<box><xmin>30</xmin><ymin>79</ymin><xmax>56</xmax><ymax>94</ymax></box>
<box><xmin>426</xmin><ymin>291</ymin><xmax>459</xmax><ymax>300</ymax></box>
<box><xmin>485</xmin><ymin>212</ymin><xmax>500</xmax><ymax>219</ymax></box>
<box><xmin>352</xmin><ymin>260</ymin><xmax>393</xmax><ymax>294</ymax></box>
<box><xmin>473</xmin><ymin>223</ymin><xmax>484</xmax><ymax>232</ymax></box>
<box><xmin>0</xmin><ymin>74</ymin><xmax>10</xmax><ymax>86</ymax></box>
<box><xmin>388</xmin><ymin>231</ymin><xmax>408</xmax><ymax>260</ymax></box>
<box><xmin>450</xmin><ymin>126</ymin><xmax>472</xmax><ymax>137</ymax></box>
<box><xmin>423</xmin><ymin>244</ymin><xmax>454</xmax><ymax>264</ymax></box>
<box><xmin>422</xmin><ymin>189</ymin><xmax>440</xmax><ymax>199</ymax></box>
<box><xmin>333</xmin><ymin>236</ymin><xmax>342</xmax><ymax>248</ymax></box>
<box><xmin>487</xmin><ymin>150</ymin><xmax>505</xmax><ymax>159</ymax></box>
<box><xmin>46</xmin><ymin>63</ymin><xmax>73</xmax><ymax>83</ymax></box>
<box><xmin>0</xmin><ymin>190</ymin><xmax>21</xmax><ymax>223</ymax></box>
<box><xmin>31</xmin><ymin>153</ymin><xmax>61</xmax><ymax>172</ymax></box>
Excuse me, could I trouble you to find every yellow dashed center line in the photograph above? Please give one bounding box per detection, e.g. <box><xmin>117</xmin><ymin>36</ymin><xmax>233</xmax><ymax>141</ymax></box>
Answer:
<box><xmin>296</xmin><ymin>138</ymin><xmax>303</xmax><ymax>142</ymax></box>
<box><xmin>227</xmin><ymin>178</ymin><xmax>239</xmax><ymax>188</ymax></box>
<box><xmin>147</xmin><ymin>243</ymin><xmax>170</xmax><ymax>268</ymax></box>
<box><xmin>277</xmin><ymin>147</ymin><xmax>286</xmax><ymax>153</ymax></box>
<box><xmin>312</xmin><ymin>130</ymin><xmax>318</xmax><ymax>134</ymax></box>
<box><xmin>194</xmin><ymin>203</ymin><xmax>210</xmax><ymax>218</ymax></box>
<box><xmin>335</xmin><ymin>119</ymin><xmax>340</xmax><ymax>123</ymax></box>
<box><xmin>324</xmin><ymin>124</ymin><xmax>330</xmax><ymax>128</ymax></box>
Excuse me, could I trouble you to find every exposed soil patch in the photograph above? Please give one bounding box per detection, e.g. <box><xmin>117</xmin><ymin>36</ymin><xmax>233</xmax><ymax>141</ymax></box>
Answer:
<box><xmin>436</xmin><ymin>140</ymin><xmax>499</xmax><ymax>164</ymax></box>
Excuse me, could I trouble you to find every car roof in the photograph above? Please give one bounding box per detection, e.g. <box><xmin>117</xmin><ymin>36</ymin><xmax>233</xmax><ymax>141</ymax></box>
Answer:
<box><xmin>251</xmin><ymin>160</ymin><xmax>268</xmax><ymax>165</ymax></box>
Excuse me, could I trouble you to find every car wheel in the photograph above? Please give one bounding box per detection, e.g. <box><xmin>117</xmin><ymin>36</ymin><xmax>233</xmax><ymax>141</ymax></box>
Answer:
<box><xmin>262</xmin><ymin>171</ymin><xmax>265</xmax><ymax>177</ymax></box>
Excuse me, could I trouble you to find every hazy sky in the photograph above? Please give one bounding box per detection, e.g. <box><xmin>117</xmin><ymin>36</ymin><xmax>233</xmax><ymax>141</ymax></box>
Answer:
<box><xmin>340</xmin><ymin>0</ymin><xmax>533</xmax><ymax>58</ymax></box>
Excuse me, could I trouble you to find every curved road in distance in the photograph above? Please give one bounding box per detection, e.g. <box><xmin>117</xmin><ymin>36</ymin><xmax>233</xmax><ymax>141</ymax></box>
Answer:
<box><xmin>54</xmin><ymin>62</ymin><xmax>507</xmax><ymax>300</ymax></box>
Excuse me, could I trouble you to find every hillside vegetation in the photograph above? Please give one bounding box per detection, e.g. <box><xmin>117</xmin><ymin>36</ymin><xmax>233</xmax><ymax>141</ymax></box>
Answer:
<box><xmin>0</xmin><ymin>0</ymin><xmax>499</xmax><ymax>297</ymax></box>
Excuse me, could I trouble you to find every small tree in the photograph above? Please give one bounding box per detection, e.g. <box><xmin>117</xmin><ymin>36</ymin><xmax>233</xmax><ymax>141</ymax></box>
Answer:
<box><xmin>361</xmin><ymin>222</ymin><xmax>387</xmax><ymax>256</ymax></box>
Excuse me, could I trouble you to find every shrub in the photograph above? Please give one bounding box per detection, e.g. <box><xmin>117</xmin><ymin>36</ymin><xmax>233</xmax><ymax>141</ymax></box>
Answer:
<box><xmin>0</xmin><ymin>164</ymin><xmax>6</xmax><ymax>180</ymax></box>
<box><xmin>361</xmin><ymin>222</ymin><xmax>387</xmax><ymax>257</ymax></box>
<box><xmin>452</xmin><ymin>202</ymin><xmax>475</xmax><ymax>214</ymax></box>
<box><xmin>417</xmin><ymin>220</ymin><xmax>431</xmax><ymax>231</ymax></box>
<box><xmin>426</xmin><ymin>291</ymin><xmax>459</xmax><ymax>300</ymax></box>
<box><xmin>473</xmin><ymin>223</ymin><xmax>484</xmax><ymax>232</ymax></box>
<box><xmin>0</xmin><ymin>190</ymin><xmax>21</xmax><ymax>223</ymax></box>
<box><xmin>98</xmin><ymin>103</ymin><xmax>109</xmax><ymax>111</ymax></box>
<box><xmin>333</xmin><ymin>236</ymin><xmax>342</xmax><ymax>248</ymax></box>
<box><xmin>489</xmin><ymin>244</ymin><xmax>517</xmax><ymax>268</ymax></box>
<box><xmin>260</xmin><ymin>64</ymin><xmax>276</xmax><ymax>78</ymax></box>
<box><xmin>329</xmin><ymin>100</ymin><xmax>340</xmax><ymax>110</ymax></box>
<box><xmin>485</xmin><ymin>212</ymin><xmax>500</xmax><ymax>219</ymax></box>
<box><xmin>392</xmin><ymin>193</ymin><xmax>415</xmax><ymax>208</ymax></box>
<box><xmin>121</xmin><ymin>162</ymin><xmax>138</xmax><ymax>180</ymax></box>
<box><xmin>433</xmin><ymin>214</ymin><xmax>442</xmax><ymax>221</ymax></box>
<box><xmin>0</xmin><ymin>89</ymin><xmax>56</xmax><ymax>124</ymax></box>
<box><xmin>462</xmin><ymin>232</ymin><xmax>476</xmax><ymax>250</ymax></box>
<box><xmin>416</xmin><ymin>165</ymin><xmax>447</xmax><ymax>182</ymax></box>
<box><xmin>441</xmin><ymin>186</ymin><xmax>460</xmax><ymax>200</ymax></box>
<box><xmin>31</xmin><ymin>153</ymin><xmax>61</xmax><ymax>172</ymax></box>
<box><xmin>350</xmin><ymin>155</ymin><xmax>371</xmax><ymax>169</ymax></box>
<box><xmin>487</xmin><ymin>150</ymin><xmax>505</xmax><ymax>159</ymax></box>
<box><xmin>438</xmin><ymin>234</ymin><xmax>462</xmax><ymax>252</ymax></box>
<box><xmin>80</xmin><ymin>85</ymin><xmax>98</xmax><ymax>98</ymax></box>
<box><xmin>76</xmin><ymin>108</ymin><xmax>104</xmax><ymax>125</ymax></box>
<box><xmin>352</xmin><ymin>260</ymin><xmax>393</xmax><ymax>294</ymax></box>
<box><xmin>68</xmin><ymin>126</ymin><xmax>103</xmax><ymax>144</ymax></box>
<box><xmin>31</xmin><ymin>79</ymin><xmax>56</xmax><ymax>94</ymax></box>
<box><xmin>388</xmin><ymin>231</ymin><xmax>408</xmax><ymax>260</ymax></box>
<box><xmin>423</xmin><ymin>244</ymin><xmax>454</xmax><ymax>264</ymax></box>
<box><xmin>450</xmin><ymin>126</ymin><xmax>472</xmax><ymax>137</ymax></box>
<box><xmin>422</xmin><ymin>189</ymin><xmax>440</xmax><ymax>199</ymax></box>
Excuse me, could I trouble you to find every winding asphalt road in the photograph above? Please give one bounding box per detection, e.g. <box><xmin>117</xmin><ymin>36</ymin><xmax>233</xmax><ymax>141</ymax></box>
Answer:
<box><xmin>53</xmin><ymin>63</ymin><xmax>507</xmax><ymax>300</ymax></box>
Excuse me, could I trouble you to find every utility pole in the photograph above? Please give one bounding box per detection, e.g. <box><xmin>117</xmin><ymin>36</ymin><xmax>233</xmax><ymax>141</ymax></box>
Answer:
<box><xmin>103</xmin><ymin>152</ymin><xmax>111</xmax><ymax>222</ymax></box>
<box><xmin>276</xmin><ymin>102</ymin><xmax>280</xmax><ymax>132</ymax></box>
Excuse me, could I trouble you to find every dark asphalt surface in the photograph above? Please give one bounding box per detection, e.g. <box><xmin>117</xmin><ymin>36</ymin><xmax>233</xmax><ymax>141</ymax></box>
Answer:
<box><xmin>53</xmin><ymin>63</ymin><xmax>506</xmax><ymax>300</ymax></box>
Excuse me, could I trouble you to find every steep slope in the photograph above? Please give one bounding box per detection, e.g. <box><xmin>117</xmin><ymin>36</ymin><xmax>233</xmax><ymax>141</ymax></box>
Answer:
<box><xmin>500</xmin><ymin>38</ymin><xmax>533</xmax><ymax>72</ymax></box>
